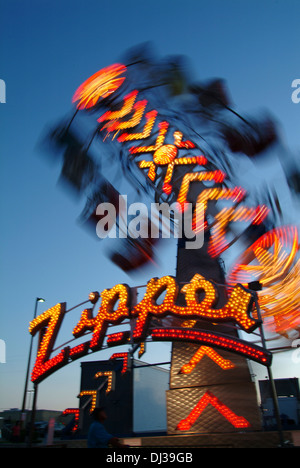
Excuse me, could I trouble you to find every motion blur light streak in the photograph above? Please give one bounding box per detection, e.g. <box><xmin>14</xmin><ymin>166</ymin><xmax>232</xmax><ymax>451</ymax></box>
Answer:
<box><xmin>118</xmin><ymin>109</ymin><xmax>158</xmax><ymax>143</ymax></box>
<box><xmin>208</xmin><ymin>204</ymin><xmax>269</xmax><ymax>258</ymax></box>
<box><xmin>98</xmin><ymin>90</ymin><xmax>139</xmax><ymax>127</ymax></box>
<box><xmin>176</xmin><ymin>170</ymin><xmax>227</xmax><ymax>212</ymax></box>
<box><xmin>228</xmin><ymin>226</ymin><xmax>300</xmax><ymax>335</ymax></box>
<box><xmin>72</xmin><ymin>64</ymin><xmax>127</xmax><ymax>110</ymax></box>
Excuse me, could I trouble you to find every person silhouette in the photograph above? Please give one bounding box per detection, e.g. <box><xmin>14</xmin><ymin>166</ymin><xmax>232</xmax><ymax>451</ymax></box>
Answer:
<box><xmin>87</xmin><ymin>407</ymin><xmax>127</xmax><ymax>448</ymax></box>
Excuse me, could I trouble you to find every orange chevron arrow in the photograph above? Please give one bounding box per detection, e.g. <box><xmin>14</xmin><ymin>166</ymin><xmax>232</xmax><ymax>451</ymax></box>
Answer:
<box><xmin>177</xmin><ymin>390</ymin><xmax>250</xmax><ymax>430</ymax></box>
<box><xmin>180</xmin><ymin>346</ymin><xmax>235</xmax><ymax>374</ymax></box>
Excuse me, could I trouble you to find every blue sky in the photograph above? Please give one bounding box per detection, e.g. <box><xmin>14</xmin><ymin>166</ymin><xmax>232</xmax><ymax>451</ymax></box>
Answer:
<box><xmin>0</xmin><ymin>0</ymin><xmax>299</xmax><ymax>412</ymax></box>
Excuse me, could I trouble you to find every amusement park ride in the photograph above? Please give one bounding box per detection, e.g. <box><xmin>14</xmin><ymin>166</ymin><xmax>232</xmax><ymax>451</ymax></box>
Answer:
<box><xmin>28</xmin><ymin>45</ymin><xmax>299</xmax><ymax>444</ymax></box>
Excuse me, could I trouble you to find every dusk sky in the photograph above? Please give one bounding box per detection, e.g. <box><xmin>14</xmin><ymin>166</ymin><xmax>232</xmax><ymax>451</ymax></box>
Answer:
<box><xmin>0</xmin><ymin>0</ymin><xmax>299</xmax><ymax>413</ymax></box>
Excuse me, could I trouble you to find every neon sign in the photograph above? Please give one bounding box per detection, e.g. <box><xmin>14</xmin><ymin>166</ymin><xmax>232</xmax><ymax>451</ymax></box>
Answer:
<box><xmin>94</xmin><ymin>371</ymin><xmax>114</xmax><ymax>393</ymax></box>
<box><xmin>29</xmin><ymin>274</ymin><xmax>271</xmax><ymax>384</ymax></box>
<box><xmin>29</xmin><ymin>303</ymin><xmax>68</xmax><ymax>383</ymax></box>
<box><xmin>62</xmin><ymin>408</ymin><xmax>80</xmax><ymax>433</ymax></box>
<box><xmin>179</xmin><ymin>346</ymin><xmax>235</xmax><ymax>373</ymax></box>
<box><xmin>176</xmin><ymin>390</ymin><xmax>250</xmax><ymax>431</ymax></box>
<box><xmin>151</xmin><ymin>328</ymin><xmax>271</xmax><ymax>365</ymax></box>
<box><xmin>77</xmin><ymin>390</ymin><xmax>98</xmax><ymax>413</ymax></box>
<box><xmin>110</xmin><ymin>353</ymin><xmax>129</xmax><ymax>374</ymax></box>
<box><xmin>76</xmin><ymin>369</ymin><xmax>116</xmax><ymax>416</ymax></box>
